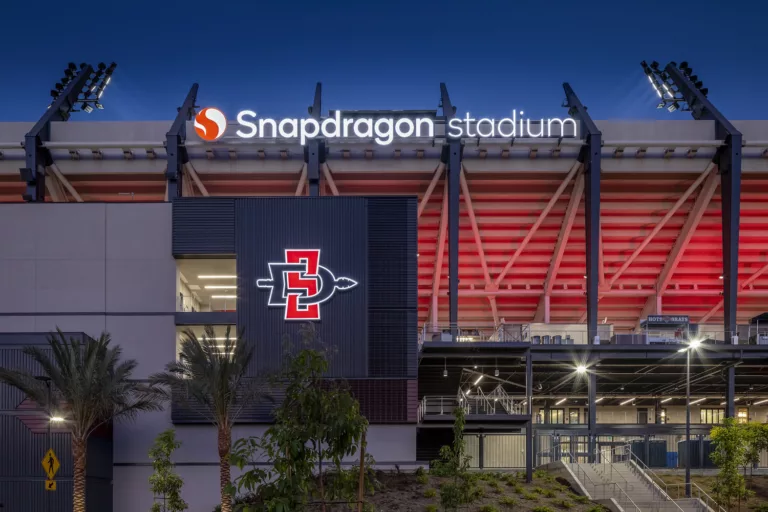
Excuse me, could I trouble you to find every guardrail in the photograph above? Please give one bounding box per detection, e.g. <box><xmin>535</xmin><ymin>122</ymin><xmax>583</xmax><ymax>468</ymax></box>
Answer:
<box><xmin>617</xmin><ymin>444</ymin><xmax>686</xmax><ymax>512</ymax></box>
<box><xmin>559</xmin><ymin>449</ymin><xmax>641</xmax><ymax>512</ymax></box>
<box><xmin>663</xmin><ymin>483</ymin><xmax>726</xmax><ymax>512</ymax></box>
<box><xmin>418</xmin><ymin>394</ymin><xmax>526</xmax><ymax>421</ymax></box>
<box><xmin>420</xmin><ymin>324</ymin><xmax>590</xmax><ymax>344</ymax></box>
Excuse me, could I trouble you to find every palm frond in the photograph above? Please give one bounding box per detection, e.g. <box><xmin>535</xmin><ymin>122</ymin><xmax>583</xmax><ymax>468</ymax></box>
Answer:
<box><xmin>150</xmin><ymin>325</ymin><xmax>268</xmax><ymax>427</ymax></box>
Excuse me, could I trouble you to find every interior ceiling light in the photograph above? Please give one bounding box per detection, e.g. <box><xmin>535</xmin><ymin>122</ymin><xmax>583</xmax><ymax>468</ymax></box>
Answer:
<box><xmin>556</xmin><ymin>398</ymin><xmax>567</xmax><ymax>405</ymax></box>
<box><xmin>211</xmin><ymin>295</ymin><xmax>237</xmax><ymax>299</ymax></box>
<box><xmin>204</xmin><ymin>285</ymin><xmax>236</xmax><ymax>289</ymax></box>
<box><xmin>198</xmin><ymin>275</ymin><xmax>237</xmax><ymax>279</ymax></box>
<box><xmin>690</xmin><ymin>398</ymin><xmax>706</xmax><ymax>405</ymax></box>
<box><xmin>620</xmin><ymin>398</ymin><xmax>635</xmax><ymax>406</ymax></box>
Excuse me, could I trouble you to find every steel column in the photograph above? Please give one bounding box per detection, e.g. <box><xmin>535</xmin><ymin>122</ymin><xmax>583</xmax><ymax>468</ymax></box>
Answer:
<box><xmin>21</xmin><ymin>65</ymin><xmax>94</xmax><ymax>202</ymax></box>
<box><xmin>665</xmin><ymin>65</ymin><xmax>742</xmax><ymax>349</ymax></box>
<box><xmin>441</xmin><ymin>83</ymin><xmax>460</xmax><ymax>337</ymax></box>
<box><xmin>305</xmin><ymin>83</ymin><xmax>323</xmax><ymax>196</ymax></box>
<box><xmin>563</xmin><ymin>83</ymin><xmax>601</xmax><ymax>343</ymax></box>
<box><xmin>726</xmin><ymin>366</ymin><xmax>736</xmax><ymax>418</ymax></box>
<box><xmin>526</xmin><ymin>352</ymin><xmax>533</xmax><ymax>482</ymax></box>
<box><xmin>165</xmin><ymin>84</ymin><xmax>199</xmax><ymax>200</ymax></box>
<box><xmin>588</xmin><ymin>371</ymin><xmax>597</xmax><ymax>463</ymax></box>
<box><xmin>478</xmin><ymin>432</ymin><xmax>485</xmax><ymax>470</ymax></box>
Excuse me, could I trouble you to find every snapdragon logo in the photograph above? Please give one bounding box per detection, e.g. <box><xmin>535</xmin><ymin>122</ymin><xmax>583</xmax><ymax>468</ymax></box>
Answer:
<box><xmin>235</xmin><ymin>110</ymin><xmax>434</xmax><ymax>145</ymax></box>
<box><xmin>194</xmin><ymin>107</ymin><xmax>577</xmax><ymax>145</ymax></box>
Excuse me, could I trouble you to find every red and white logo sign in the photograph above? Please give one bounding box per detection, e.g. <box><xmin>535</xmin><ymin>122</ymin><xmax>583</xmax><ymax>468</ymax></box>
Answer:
<box><xmin>194</xmin><ymin>107</ymin><xmax>227</xmax><ymax>141</ymax></box>
<box><xmin>256</xmin><ymin>249</ymin><xmax>358</xmax><ymax>320</ymax></box>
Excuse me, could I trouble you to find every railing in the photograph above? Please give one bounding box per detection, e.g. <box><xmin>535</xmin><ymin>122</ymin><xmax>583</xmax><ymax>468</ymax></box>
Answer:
<box><xmin>593</xmin><ymin>447</ymin><xmax>629</xmax><ymax>493</ymax></box>
<box><xmin>418</xmin><ymin>394</ymin><xmax>526</xmax><ymax>421</ymax></box>
<box><xmin>419</xmin><ymin>324</ymin><xmax>591</xmax><ymax>344</ymax></box>
<box><xmin>559</xmin><ymin>450</ymin><xmax>641</xmax><ymax>512</ymax></box>
<box><xmin>663</xmin><ymin>483</ymin><xmax>726</xmax><ymax>512</ymax></box>
<box><xmin>617</xmin><ymin>444</ymin><xmax>686</xmax><ymax>512</ymax></box>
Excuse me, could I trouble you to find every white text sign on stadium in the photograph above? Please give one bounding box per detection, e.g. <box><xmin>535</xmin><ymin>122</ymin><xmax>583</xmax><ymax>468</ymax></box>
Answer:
<box><xmin>193</xmin><ymin>107</ymin><xmax>578</xmax><ymax>145</ymax></box>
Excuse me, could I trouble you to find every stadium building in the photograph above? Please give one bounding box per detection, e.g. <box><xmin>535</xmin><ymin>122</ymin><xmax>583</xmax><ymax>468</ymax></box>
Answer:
<box><xmin>2</xmin><ymin>61</ymin><xmax>768</xmax><ymax>511</ymax></box>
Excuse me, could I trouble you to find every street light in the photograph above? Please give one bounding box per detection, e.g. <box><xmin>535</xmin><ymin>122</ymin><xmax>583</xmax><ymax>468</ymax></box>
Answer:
<box><xmin>576</xmin><ymin>365</ymin><xmax>587</xmax><ymax>374</ymax></box>
<box><xmin>678</xmin><ymin>338</ymin><xmax>702</xmax><ymax>498</ymax></box>
<box><xmin>34</xmin><ymin>376</ymin><xmax>53</xmax><ymax>512</ymax></box>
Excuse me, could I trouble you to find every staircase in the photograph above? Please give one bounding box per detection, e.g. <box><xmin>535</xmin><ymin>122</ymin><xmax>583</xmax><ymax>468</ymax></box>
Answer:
<box><xmin>561</xmin><ymin>446</ymin><xmax>723</xmax><ymax>512</ymax></box>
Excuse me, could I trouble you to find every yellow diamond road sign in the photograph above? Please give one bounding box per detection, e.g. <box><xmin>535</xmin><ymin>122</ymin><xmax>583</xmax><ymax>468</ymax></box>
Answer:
<box><xmin>45</xmin><ymin>479</ymin><xmax>57</xmax><ymax>491</ymax></box>
<box><xmin>42</xmin><ymin>449</ymin><xmax>60</xmax><ymax>480</ymax></box>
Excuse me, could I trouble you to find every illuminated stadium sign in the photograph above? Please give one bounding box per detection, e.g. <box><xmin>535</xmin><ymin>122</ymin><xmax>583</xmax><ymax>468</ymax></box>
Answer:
<box><xmin>193</xmin><ymin>107</ymin><xmax>577</xmax><ymax>145</ymax></box>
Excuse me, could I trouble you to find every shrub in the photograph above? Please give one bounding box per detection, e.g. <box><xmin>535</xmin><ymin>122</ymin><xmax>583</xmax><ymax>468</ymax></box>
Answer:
<box><xmin>489</xmin><ymin>480</ymin><xmax>503</xmax><ymax>493</ymax></box>
<box><xmin>553</xmin><ymin>498</ymin><xmax>573</xmax><ymax>509</ymax></box>
<box><xmin>415</xmin><ymin>466</ymin><xmax>426</xmax><ymax>477</ymax></box>
<box><xmin>416</xmin><ymin>472</ymin><xmax>429</xmax><ymax>485</ymax></box>
<box><xmin>499</xmin><ymin>496</ymin><xmax>517</xmax><ymax>508</ymax></box>
<box><xmin>542</xmin><ymin>489</ymin><xmax>556</xmax><ymax>498</ymax></box>
<box><xmin>479</xmin><ymin>506</ymin><xmax>499</xmax><ymax>512</ymax></box>
<box><xmin>570</xmin><ymin>494</ymin><xmax>590</xmax><ymax>504</ymax></box>
<box><xmin>512</xmin><ymin>484</ymin><xmax>524</xmax><ymax>494</ymax></box>
<box><xmin>533</xmin><ymin>486</ymin><xmax>546</xmax><ymax>494</ymax></box>
<box><xmin>534</xmin><ymin>469</ymin><xmax>548</xmax><ymax>479</ymax></box>
<box><xmin>523</xmin><ymin>491</ymin><xmax>539</xmax><ymax>501</ymax></box>
<box><xmin>752</xmin><ymin>505</ymin><xmax>768</xmax><ymax>512</ymax></box>
<box><xmin>424</xmin><ymin>488</ymin><xmax>437</xmax><ymax>498</ymax></box>
<box><xmin>533</xmin><ymin>507</ymin><xmax>555</xmax><ymax>512</ymax></box>
<box><xmin>471</xmin><ymin>485</ymin><xmax>486</xmax><ymax>500</ymax></box>
<box><xmin>424</xmin><ymin>505</ymin><xmax>438</xmax><ymax>512</ymax></box>
<box><xmin>586</xmin><ymin>507</ymin><xmax>607</xmax><ymax>512</ymax></box>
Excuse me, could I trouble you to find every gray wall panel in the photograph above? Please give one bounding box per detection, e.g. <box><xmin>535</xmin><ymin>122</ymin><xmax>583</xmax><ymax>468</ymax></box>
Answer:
<box><xmin>105</xmin><ymin>316</ymin><xmax>176</xmax><ymax>379</ymax></box>
<box><xmin>35</xmin><ymin>259</ymin><xmax>106</xmax><ymax>312</ymax></box>
<box><xmin>105</xmin><ymin>259</ymin><xmax>176</xmax><ymax>312</ymax></box>
<box><xmin>32</xmin><ymin>315</ymin><xmax>107</xmax><ymax>335</ymax></box>
<box><xmin>0</xmin><ymin>205</ymin><xmax>36</xmax><ymax>259</ymax></box>
<box><xmin>0</xmin><ymin>260</ymin><xmax>36</xmax><ymax>313</ymax></box>
<box><xmin>33</xmin><ymin>204</ymin><xmax>107</xmax><ymax>260</ymax></box>
<box><xmin>106</xmin><ymin>203</ymin><xmax>172</xmax><ymax>260</ymax></box>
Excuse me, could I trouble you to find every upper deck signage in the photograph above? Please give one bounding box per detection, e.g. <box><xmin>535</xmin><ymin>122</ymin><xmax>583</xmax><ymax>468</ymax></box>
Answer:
<box><xmin>193</xmin><ymin>107</ymin><xmax>578</xmax><ymax>145</ymax></box>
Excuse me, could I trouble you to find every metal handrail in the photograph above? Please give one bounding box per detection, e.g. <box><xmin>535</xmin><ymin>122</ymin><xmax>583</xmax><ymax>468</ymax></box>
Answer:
<box><xmin>593</xmin><ymin>448</ymin><xmax>629</xmax><ymax>491</ymax></box>
<box><xmin>664</xmin><ymin>483</ymin><xmax>726</xmax><ymax>512</ymax></box>
<box><xmin>561</xmin><ymin>451</ymin><xmax>640</xmax><ymax>512</ymax></box>
<box><xmin>620</xmin><ymin>444</ymin><xmax>686</xmax><ymax>512</ymax></box>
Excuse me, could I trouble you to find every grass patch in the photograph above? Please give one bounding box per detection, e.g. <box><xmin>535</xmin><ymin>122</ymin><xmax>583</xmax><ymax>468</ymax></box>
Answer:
<box><xmin>415</xmin><ymin>472</ymin><xmax>428</xmax><ymax>485</ymax></box>
<box><xmin>423</xmin><ymin>488</ymin><xmax>436</xmax><ymax>498</ymax></box>
<box><xmin>499</xmin><ymin>495</ymin><xmax>517</xmax><ymax>508</ymax></box>
<box><xmin>552</xmin><ymin>498</ymin><xmax>573</xmax><ymax>509</ymax></box>
<box><xmin>522</xmin><ymin>491</ymin><xmax>540</xmax><ymax>501</ymax></box>
<box><xmin>479</xmin><ymin>506</ymin><xmax>500</xmax><ymax>512</ymax></box>
<box><xmin>532</xmin><ymin>507</ymin><xmax>555</xmax><ymax>512</ymax></box>
<box><xmin>569</xmin><ymin>493</ymin><xmax>590</xmax><ymax>504</ymax></box>
<box><xmin>424</xmin><ymin>505</ymin><xmax>438</xmax><ymax>512</ymax></box>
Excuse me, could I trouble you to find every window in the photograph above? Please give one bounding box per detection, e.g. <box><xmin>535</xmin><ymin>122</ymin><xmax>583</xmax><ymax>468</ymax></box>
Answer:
<box><xmin>569</xmin><ymin>408</ymin><xmax>580</xmax><ymax>425</ymax></box>
<box><xmin>637</xmin><ymin>408</ymin><xmax>649</xmax><ymax>424</ymax></box>
<box><xmin>549</xmin><ymin>409</ymin><xmax>565</xmax><ymax>424</ymax></box>
<box><xmin>660</xmin><ymin>408</ymin><xmax>667</xmax><ymax>424</ymax></box>
<box><xmin>700</xmin><ymin>408</ymin><xmax>725</xmax><ymax>424</ymax></box>
<box><xmin>737</xmin><ymin>407</ymin><xmax>749</xmax><ymax>424</ymax></box>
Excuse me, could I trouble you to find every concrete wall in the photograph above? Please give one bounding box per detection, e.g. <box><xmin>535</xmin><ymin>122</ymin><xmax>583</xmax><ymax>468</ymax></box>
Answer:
<box><xmin>534</xmin><ymin>405</ymin><xmax>768</xmax><ymax>425</ymax></box>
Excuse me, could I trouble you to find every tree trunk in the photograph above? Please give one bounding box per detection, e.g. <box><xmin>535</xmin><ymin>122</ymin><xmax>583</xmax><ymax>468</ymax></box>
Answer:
<box><xmin>72</xmin><ymin>435</ymin><xmax>87</xmax><ymax>512</ymax></box>
<box><xmin>218</xmin><ymin>425</ymin><xmax>232</xmax><ymax>512</ymax></box>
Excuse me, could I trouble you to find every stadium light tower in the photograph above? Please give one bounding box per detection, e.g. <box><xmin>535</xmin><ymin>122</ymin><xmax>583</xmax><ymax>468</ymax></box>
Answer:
<box><xmin>49</xmin><ymin>62</ymin><xmax>117</xmax><ymax>115</ymax></box>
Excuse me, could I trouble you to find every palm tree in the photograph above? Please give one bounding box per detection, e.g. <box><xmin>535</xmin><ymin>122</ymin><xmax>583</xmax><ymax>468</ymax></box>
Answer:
<box><xmin>0</xmin><ymin>329</ymin><xmax>163</xmax><ymax>512</ymax></box>
<box><xmin>150</xmin><ymin>326</ymin><xmax>269</xmax><ymax>512</ymax></box>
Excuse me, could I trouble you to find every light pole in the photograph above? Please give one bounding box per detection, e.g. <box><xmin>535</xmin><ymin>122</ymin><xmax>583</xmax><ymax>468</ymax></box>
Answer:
<box><xmin>678</xmin><ymin>338</ymin><xmax>701</xmax><ymax>498</ymax></box>
<box><xmin>35</xmin><ymin>376</ymin><xmax>52</xmax><ymax>512</ymax></box>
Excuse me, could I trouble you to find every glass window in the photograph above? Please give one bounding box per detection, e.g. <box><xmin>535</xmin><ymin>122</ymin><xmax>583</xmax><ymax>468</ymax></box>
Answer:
<box><xmin>737</xmin><ymin>407</ymin><xmax>749</xmax><ymax>424</ymax></box>
<box><xmin>549</xmin><ymin>409</ymin><xmax>565</xmax><ymax>424</ymax></box>
<box><xmin>660</xmin><ymin>408</ymin><xmax>667</xmax><ymax>424</ymax></box>
<box><xmin>700</xmin><ymin>408</ymin><xmax>724</xmax><ymax>424</ymax></box>
<box><xmin>569</xmin><ymin>408</ymin><xmax>580</xmax><ymax>425</ymax></box>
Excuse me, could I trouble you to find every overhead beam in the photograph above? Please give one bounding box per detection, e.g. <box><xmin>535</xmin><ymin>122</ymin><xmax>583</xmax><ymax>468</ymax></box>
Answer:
<box><xmin>418</xmin><ymin>163</ymin><xmax>445</xmax><ymax>218</ymax></box>
<box><xmin>21</xmin><ymin>65</ymin><xmax>95</xmax><ymax>202</ymax></box>
<box><xmin>494</xmin><ymin>161</ymin><xmax>581</xmax><ymax>287</ymax></box>
<box><xmin>440</xmin><ymin>83</ymin><xmax>460</xmax><ymax>337</ymax></box>
<box><xmin>607</xmin><ymin>163</ymin><xmax>715</xmax><ymax>288</ymax></box>
<box><xmin>166</xmin><ymin>83</ymin><xmax>199</xmax><ymax>199</ymax></box>
<box><xmin>295</xmin><ymin>164</ymin><xmax>307</xmax><ymax>196</ymax></box>
<box><xmin>430</xmin><ymin>186</ymin><xmax>449</xmax><ymax>331</ymax></box>
<box><xmin>564</xmin><ymin>83</ymin><xmax>602</xmax><ymax>346</ymax></box>
<box><xmin>184</xmin><ymin>162</ymin><xmax>208</xmax><ymax>196</ymax></box>
<box><xmin>48</xmin><ymin>163</ymin><xmax>83</xmax><ymax>202</ymax></box>
<box><xmin>698</xmin><ymin>260</ymin><xmax>768</xmax><ymax>323</ymax></box>
<box><xmin>460</xmin><ymin>165</ymin><xmax>498</xmax><ymax>326</ymax></box>
<box><xmin>656</xmin><ymin>170</ymin><xmax>719</xmax><ymax>295</ymax></box>
<box><xmin>536</xmin><ymin>171</ymin><xmax>585</xmax><ymax>322</ymax></box>
<box><xmin>305</xmin><ymin>83</ymin><xmax>324</xmax><ymax>196</ymax></box>
<box><xmin>666</xmin><ymin>63</ymin><xmax>743</xmax><ymax>362</ymax></box>
<box><xmin>321</xmin><ymin>163</ymin><xmax>339</xmax><ymax>196</ymax></box>
<box><xmin>44</xmin><ymin>171</ymin><xmax>66</xmax><ymax>202</ymax></box>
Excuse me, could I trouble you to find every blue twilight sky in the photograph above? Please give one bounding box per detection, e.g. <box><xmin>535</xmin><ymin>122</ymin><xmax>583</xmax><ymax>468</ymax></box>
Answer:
<box><xmin>1</xmin><ymin>0</ymin><xmax>765</xmax><ymax>123</ymax></box>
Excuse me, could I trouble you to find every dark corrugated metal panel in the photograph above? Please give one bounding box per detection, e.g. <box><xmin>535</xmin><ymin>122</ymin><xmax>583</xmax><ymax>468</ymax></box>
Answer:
<box><xmin>347</xmin><ymin>379</ymin><xmax>411</xmax><ymax>423</ymax></box>
<box><xmin>235</xmin><ymin>197</ymin><xmax>368</xmax><ymax>378</ymax></box>
<box><xmin>171</xmin><ymin>385</ymin><xmax>283</xmax><ymax>424</ymax></box>
<box><xmin>172</xmin><ymin>198</ymin><xmax>236</xmax><ymax>255</ymax></box>
<box><xmin>367</xmin><ymin>197</ymin><xmax>418</xmax><ymax>379</ymax></box>
<box><xmin>417</xmin><ymin>428</ymin><xmax>453</xmax><ymax>462</ymax></box>
<box><xmin>0</xmin><ymin>479</ymin><xmax>73</xmax><ymax>512</ymax></box>
<box><xmin>0</xmin><ymin>416</ymin><xmax>72</xmax><ymax>477</ymax></box>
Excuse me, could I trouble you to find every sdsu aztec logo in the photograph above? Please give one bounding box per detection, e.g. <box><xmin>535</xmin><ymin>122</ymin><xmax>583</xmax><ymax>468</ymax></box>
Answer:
<box><xmin>194</xmin><ymin>107</ymin><xmax>227</xmax><ymax>141</ymax></box>
<box><xmin>256</xmin><ymin>249</ymin><xmax>358</xmax><ymax>320</ymax></box>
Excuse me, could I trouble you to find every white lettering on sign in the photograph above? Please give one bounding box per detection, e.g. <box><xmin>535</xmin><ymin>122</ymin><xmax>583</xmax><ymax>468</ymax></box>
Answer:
<box><xmin>194</xmin><ymin>107</ymin><xmax>577</xmax><ymax>145</ymax></box>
